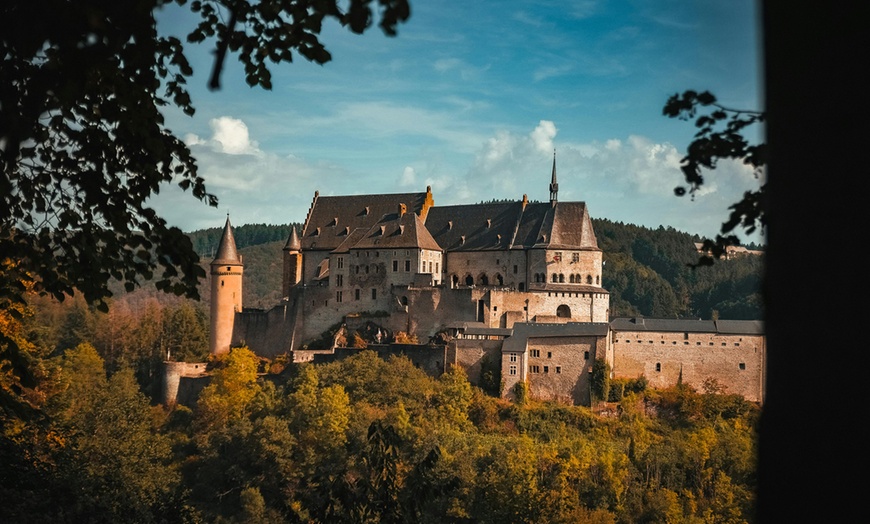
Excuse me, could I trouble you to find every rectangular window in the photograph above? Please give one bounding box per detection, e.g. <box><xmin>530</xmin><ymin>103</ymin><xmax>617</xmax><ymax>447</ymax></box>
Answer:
<box><xmin>337</xmin><ymin>257</ymin><xmax>344</xmax><ymax>269</ymax></box>
<box><xmin>405</xmin><ymin>260</ymin><xmax>411</xmax><ymax>272</ymax></box>
<box><xmin>556</xmin><ymin>366</ymin><xmax>561</xmax><ymax>374</ymax></box>
<box><xmin>547</xmin><ymin>351</ymin><xmax>552</xmax><ymax>359</ymax></box>
<box><xmin>531</xmin><ymin>365</ymin><xmax>540</xmax><ymax>373</ymax></box>
<box><xmin>655</xmin><ymin>362</ymin><xmax>661</xmax><ymax>372</ymax></box>
<box><xmin>584</xmin><ymin>351</ymin><xmax>590</xmax><ymax>360</ymax></box>
<box><xmin>543</xmin><ymin>366</ymin><xmax>549</xmax><ymax>373</ymax></box>
<box><xmin>336</xmin><ymin>291</ymin><xmax>343</xmax><ymax>303</ymax></box>
<box><xmin>336</xmin><ymin>274</ymin><xmax>343</xmax><ymax>287</ymax></box>
<box><xmin>509</xmin><ymin>365</ymin><xmax>517</xmax><ymax>376</ymax></box>
<box><xmin>572</xmin><ymin>252</ymin><xmax>579</xmax><ymax>263</ymax></box>
<box><xmin>371</xmin><ymin>288</ymin><xmax>377</xmax><ymax>300</ymax></box>
<box><xmin>510</xmin><ymin>353</ymin><xmax>517</xmax><ymax>362</ymax></box>
<box><xmin>513</xmin><ymin>265</ymin><xmax>518</xmax><ymax>274</ymax></box>
<box><xmin>393</xmin><ymin>260</ymin><xmax>398</xmax><ymax>272</ymax></box>
<box><xmin>530</xmin><ymin>349</ymin><xmax>540</xmax><ymax>358</ymax></box>
<box><xmin>739</xmin><ymin>362</ymin><xmax>746</xmax><ymax>370</ymax></box>
<box><xmin>355</xmin><ymin>289</ymin><xmax>360</xmax><ymax>300</ymax></box>
<box><xmin>435</xmin><ymin>262</ymin><xmax>439</xmax><ymax>273</ymax></box>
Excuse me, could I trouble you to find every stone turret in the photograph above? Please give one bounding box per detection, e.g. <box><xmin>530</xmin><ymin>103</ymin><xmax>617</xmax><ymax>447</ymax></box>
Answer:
<box><xmin>282</xmin><ymin>226</ymin><xmax>302</xmax><ymax>297</ymax></box>
<box><xmin>209</xmin><ymin>215</ymin><xmax>243</xmax><ymax>355</ymax></box>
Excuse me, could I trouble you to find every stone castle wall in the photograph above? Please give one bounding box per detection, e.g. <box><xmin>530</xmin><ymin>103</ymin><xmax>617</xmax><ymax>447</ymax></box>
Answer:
<box><xmin>610</xmin><ymin>329</ymin><xmax>765</xmax><ymax>402</ymax></box>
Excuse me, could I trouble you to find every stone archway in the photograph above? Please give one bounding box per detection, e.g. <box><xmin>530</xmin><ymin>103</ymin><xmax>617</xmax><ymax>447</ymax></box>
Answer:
<box><xmin>556</xmin><ymin>304</ymin><xmax>571</xmax><ymax>318</ymax></box>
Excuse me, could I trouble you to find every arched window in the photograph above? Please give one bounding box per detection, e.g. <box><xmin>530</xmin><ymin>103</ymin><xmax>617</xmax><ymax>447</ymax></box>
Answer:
<box><xmin>569</xmin><ymin>274</ymin><xmax>575</xmax><ymax>283</ymax></box>
<box><xmin>452</xmin><ymin>274</ymin><xmax>459</xmax><ymax>287</ymax></box>
<box><xmin>556</xmin><ymin>305</ymin><xmax>571</xmax><ymax>318</ymax></box>
<box><xmin>496</xmin><ymin>273</ymin><xmax>504</xmax><ymax>286</ymax></box>
<box><xmin>559</xmin><ymin>274</ymin><xmax>565</xmax><ymax>283</ymax></box>
<box><xmin>479</xmin><ymin>273</ymin><xmax>489</xmax><ymax>286</ymax></box>
<box><xmin>552</xmin><ymin>273</ymin><xmax>558</xmax><ymax>283</ymax></box>
<box><xmin>586</xmin><ymin>275</ymin><xmax>592</xmax><ymax>284</ymax></box>
<box><xmin>401</xmin><ymin>296</ymin><xmax>409</xmax><ymax>306</ymax></box>
<box><xmin>596</xmin><ymin>275</ymin><xmax>600</xmax><ymax>285</ymax></box>
<box><xmin>465</xmin><ymin>275</ymin><xmax>474</xmax><ymax>286</ymax></box>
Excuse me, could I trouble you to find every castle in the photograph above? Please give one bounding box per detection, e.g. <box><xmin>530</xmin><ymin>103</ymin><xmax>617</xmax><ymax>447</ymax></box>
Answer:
<box><xmin>169</xmin><ymin>157</ymin><xmax>764</xmax><ymax>406</ymax></box>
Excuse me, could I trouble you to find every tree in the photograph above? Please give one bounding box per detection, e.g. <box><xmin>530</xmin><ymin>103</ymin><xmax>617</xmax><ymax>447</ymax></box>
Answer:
<box><xmin>0</xmin><ymin>0</ymin><xmax>411</xmax><ymax>311</ymax></box>
<box><xmin>662</xmin><ymin>90</ymin><xmax>766</xmax><ymax>264</ymax></box>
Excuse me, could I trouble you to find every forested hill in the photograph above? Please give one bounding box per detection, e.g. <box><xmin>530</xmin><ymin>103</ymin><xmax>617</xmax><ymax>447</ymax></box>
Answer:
<box><xmin>186</xmin><ymin>221</ymin><xmax>764</xmax><ymax>321</ymax></box>
<box><xmin>188</xmin><ymin>223</ymin><xmax>303</xmax><ymax>258</ymax></box>
<box><xmin>592</xmin><ymin>219</ymin><xmax>763</xmax><ymax>320</ymax></box>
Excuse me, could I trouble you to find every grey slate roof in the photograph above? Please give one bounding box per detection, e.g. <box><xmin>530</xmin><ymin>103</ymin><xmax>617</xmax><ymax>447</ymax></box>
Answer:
<box><xmin>502</xmin><ymin>321</ymin><xmax>610</xmax><ymax>353</ymax></box>
<box><xmin>283</xmin><ymin>226</ymin><xmax>301</xmax><ymax>251</ymax></box>
<box><xmin>426</xmin><ymin>200</ymin><xmax>600</xmax><ymax>252</ymax></box>
<box><xmin>610</xmin><ymin>317</ymin><xmax>764</xmax><ymax>335</ymax></box>
<box><xmin>350</xmin><ymin>211</ymin><xmax>442</xmax><ymax>251</ymax></box>
<box><xmin>212</xmin><ymin>216</ymin><xmax>242</xmax><ymax>265</ymax></box>
<box><xmin>300</xmin><ymin>189</ymin><xmax>432</xmax><ymax>251</ymax></box>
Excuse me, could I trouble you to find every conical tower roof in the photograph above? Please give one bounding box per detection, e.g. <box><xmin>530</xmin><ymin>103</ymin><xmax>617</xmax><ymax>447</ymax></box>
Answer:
<box><xmin>212</xmin><ymin>215</ymin><xmax>242</xmax><ymax>265</ymax></box>
<box><xmin>283</xmin><ymin>226</ymin><xmax>301</xmax><ymax>251</ymax></box>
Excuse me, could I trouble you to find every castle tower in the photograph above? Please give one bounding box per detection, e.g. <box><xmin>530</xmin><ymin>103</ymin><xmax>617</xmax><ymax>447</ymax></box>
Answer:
<box><xmin>282</xmin><ymin>226</ymin><xmax>302</xmax><ymax>298</ymax></box>
<box><xmin>549</xmin><ymin>149</ymin><xmax>559</xmax><ymax>205</ymax></box>
<box><xmin>209</xmin><ymin>215</ymin><xmax>243</xmax><ymax>355</ymax></box>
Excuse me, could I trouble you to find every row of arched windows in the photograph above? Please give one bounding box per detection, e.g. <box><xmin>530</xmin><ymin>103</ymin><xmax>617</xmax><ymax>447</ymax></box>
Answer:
<box><xmin>533</xmin><ymin>273</ymin><xmax>600</xmax><ymax>285</ymax></box>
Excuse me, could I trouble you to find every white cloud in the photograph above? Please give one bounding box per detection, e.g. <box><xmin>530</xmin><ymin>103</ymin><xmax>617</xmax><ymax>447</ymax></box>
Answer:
<box><xmin>400</xmin><ymin>166</ymin><xmax>417</xmax><ymax>186</ymax></box>
<box><xmin>210</xmin><ymin>117</ymin><xmax>260</xmax><ymax>155</ymax></box>
<box><xmin>530</xmin><ymin>120</ymin><xmax>557</xmax><ymax>153</ymax></box>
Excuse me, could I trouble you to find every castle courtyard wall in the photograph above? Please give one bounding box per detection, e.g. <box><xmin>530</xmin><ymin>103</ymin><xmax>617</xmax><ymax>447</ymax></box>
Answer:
<box><xmin>611</xmin><ymin>330</ymin><xmax>765</xmax><ymax>402</ymax></box>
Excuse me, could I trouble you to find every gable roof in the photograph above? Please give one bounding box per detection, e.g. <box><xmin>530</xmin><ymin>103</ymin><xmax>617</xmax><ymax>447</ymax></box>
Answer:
<box><xmin>300</xmin><ymin>188</ymin><xmax>433</xmax><ymax>251</ymax></box>
<box><xmin>349</xmin><ymin>211</ymin><xmax>442</xmax><ymax>251</ymax></box>
<box><xmin>426</xmin><ymin>199</ymin><xmax>600</xmax><ymax>252</ymax></box>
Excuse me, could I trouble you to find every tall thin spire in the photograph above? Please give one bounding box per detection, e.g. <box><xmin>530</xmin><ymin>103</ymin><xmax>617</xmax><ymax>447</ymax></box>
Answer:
<box><xmin>549</xmin><ymin>149</ymin><xmax>558</xmax><ymax>205</ymax></box>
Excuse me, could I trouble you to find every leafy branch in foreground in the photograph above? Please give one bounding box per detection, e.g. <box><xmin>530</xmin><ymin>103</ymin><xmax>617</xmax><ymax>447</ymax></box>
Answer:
<box><xmin>663</xmin><ymin>90</ymin><xmax>767</xmax><ymax>265</ymax></box>
<box><xmin>0</xmin><ymin>0</ymin><xmax>410</xmax><ymax>311</ymax></box>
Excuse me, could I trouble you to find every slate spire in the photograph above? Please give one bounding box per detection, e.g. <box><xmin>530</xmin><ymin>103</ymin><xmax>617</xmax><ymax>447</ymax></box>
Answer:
<box><xmin>549</xmin><ymin>149</ymin><xmax>559</xmax><ymax>205</ymax></box>
<box><xmin>283</xmin><ymin>226</ymin><xmax>301</xmax><ymax>251</ymax></box>
<box><xmin>212</xmin><ymin>214</ymin><xmax>242</xmax><ymax>264</ymax></box>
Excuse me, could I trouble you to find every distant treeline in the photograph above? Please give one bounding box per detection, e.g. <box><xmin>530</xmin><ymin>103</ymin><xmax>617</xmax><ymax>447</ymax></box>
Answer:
<box><xmin>188</xmin><ymin>223</ymin><xmax>303</xmax><ymax>258</ymax></box>
<box><xmin>593</xmin><ymin>219</ymin><xmax>763</xmax><ymax>320</ymax></box>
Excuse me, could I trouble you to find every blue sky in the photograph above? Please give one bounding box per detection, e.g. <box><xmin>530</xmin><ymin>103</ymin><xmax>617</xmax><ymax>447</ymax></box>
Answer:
<box><xmin>153</xmin><ymin>0</ymin><xmax>763</xmax><ymax>244</ymax></box>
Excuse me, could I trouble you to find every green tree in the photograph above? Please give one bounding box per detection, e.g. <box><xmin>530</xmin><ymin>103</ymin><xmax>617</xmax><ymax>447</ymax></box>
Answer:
<box><xmin>1</xmin><ymin>0</ymin><xmax>411</xmax><ymax>310</ymax></box>
<box><xmin>196</xmin><ymin>346</ymin><xmax>261</xmax><ymax>429</ymax></box>
<box><xmin>663</xmin><ymin>90</ymin><xmax>766</xmax><ymax>264</ymax></box>
<box><xmin>163</xmin><ymin>302</ymin><xmax>209</xmax><ymax>362</ymax></box>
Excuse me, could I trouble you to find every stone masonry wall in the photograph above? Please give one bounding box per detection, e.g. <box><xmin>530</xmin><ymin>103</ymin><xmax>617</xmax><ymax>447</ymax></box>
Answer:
<box><xmin>611</xmin><ymin>330</ymin><xmax>765</xmax><ymax>402</ymax></box>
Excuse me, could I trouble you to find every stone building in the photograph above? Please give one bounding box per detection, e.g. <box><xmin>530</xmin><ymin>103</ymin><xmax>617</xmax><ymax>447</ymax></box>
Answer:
<box><xmin>166</xmin><ymin>160</ymin><xmax>764</xmax><ymax>407</ymax></box>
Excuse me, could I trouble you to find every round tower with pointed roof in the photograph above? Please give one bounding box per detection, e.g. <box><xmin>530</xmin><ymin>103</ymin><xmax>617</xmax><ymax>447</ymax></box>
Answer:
<box><xmin>210</xmin><ymin>215</ymin><xmax>243</xmax><ymax>355</ymax></box>
<box><xmin>282</xmin><ymin>226</ymin><xmax>302</xmax><ymax>297</ymax></box>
